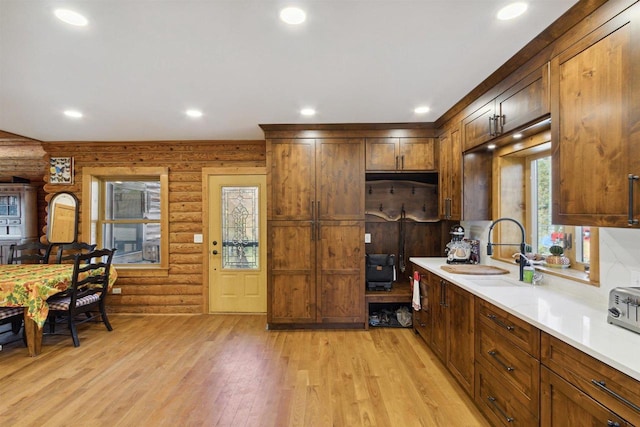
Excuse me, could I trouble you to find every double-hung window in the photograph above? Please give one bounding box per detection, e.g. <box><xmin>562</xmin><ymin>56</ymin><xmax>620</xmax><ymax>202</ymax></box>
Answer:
<box><xmin>82</xmin><ymin>167</ymin><xmax>169</xmax><ymax>274</ymax></box>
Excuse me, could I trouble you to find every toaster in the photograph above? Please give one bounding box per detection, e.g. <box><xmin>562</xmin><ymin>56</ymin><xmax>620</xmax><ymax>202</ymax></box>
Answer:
<box><xmin>608</xmin><ymin>287</ymin><xmax>640</xmax><ymax>334</ymax></box>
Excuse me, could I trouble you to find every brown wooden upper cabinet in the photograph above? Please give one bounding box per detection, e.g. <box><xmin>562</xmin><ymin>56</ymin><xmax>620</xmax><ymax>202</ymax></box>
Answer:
<box><xmin>438</xmin><ymin>125</ymin><xmax>462</xmax><ymax>220</ymax></box>
<box><xmin>551</xmin><ymin>3</ymin><xmax>640</xmax><ymax>228</ymax></box>
<box><xmin>365</xmin><ymin>137</ymin><xmax>436</xmax><ymax>171</ymax></box>
<box><xmin>462</xmin><ymin>63</ymin><xmax>550</xmax><ymax>152</ymax></box>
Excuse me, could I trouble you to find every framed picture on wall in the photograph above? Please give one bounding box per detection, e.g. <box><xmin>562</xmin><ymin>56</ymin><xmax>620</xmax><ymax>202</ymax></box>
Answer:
<box><xmin>49</xmin><ymin>157</ymin><xmax>74</xmax><ymax>184</ymax></box>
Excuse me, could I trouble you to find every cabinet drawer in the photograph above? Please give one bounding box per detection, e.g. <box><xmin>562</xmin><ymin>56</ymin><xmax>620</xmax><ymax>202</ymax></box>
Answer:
<box><xmin>477</xmin><ymin>298</ymin><xmax>540</xmax><ymax>357</ymax></box>
<box><xmin>477</xmin><ymin>324</ymin><xmax>540</xmax><ymax>414</ymax></box>
<box><xmin>475</xmin><ymin>363</ymin><xmax>538</xmax><ymax>427</ymax></box>
<box><xmin>542</xmin><ymin>332</ymin><xmax>640</xmax><ymax>424</ymax></box>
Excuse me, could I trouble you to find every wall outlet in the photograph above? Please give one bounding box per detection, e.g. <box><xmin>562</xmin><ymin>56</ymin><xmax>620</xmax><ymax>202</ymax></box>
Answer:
<box><xmin>112</xmin><ymin>288</ymin><xmax>122</xmax><ymax>294</ymax></box>
<box><xmin>631</xmin><ymin>269</ymin><xmax>640</xmax><ymax>286</ymax></box>
<box><xmin>193</xmin><ymin>233</ymin><xmax>203</xmax><ymax>243</ymax></box>
<box><xmin>364</xmin><ymin>233</ymin><xmax>371</xmax><ymax>243</ymax></box>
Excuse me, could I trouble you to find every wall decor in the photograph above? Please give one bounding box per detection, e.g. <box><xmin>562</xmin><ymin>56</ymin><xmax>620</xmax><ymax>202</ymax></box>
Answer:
<box><xmin>49</xmin><ymin>157</ymin><xmax>74</xmax><ymax>184</ymax></box>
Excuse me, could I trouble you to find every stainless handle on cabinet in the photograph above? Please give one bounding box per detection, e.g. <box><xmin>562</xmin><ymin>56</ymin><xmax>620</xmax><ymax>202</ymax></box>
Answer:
<box><xmin>488</xmin><ymin>116</ymin><xmax>494</xmax><ymax>137</ymax></box>
<box><xmin>401</xmin><ymin>155</ymin><xmax>405</xmax><ymax>170</ymax></box>
<box><xmin>487</xmin><ymin>396</ymin><xmax>514</xmax><ymax>423</ymax></box>
<box><xmin>396</xmin><ymin>156</ymin><xmax>399</xmax><ymax>170</ymax></box>
<box><xmin>487</xmin><ymin>314</ymin><xmax>515</xmax><ymax>331</ymax></box>
<box><xmin>488</xmin><ymin>350</ymin><xmax>515</xmax><ymax>372</ymax></box>
<box><xmin>591</xmin><ymin>379</ymin><xmax>640</xmax><ymax>412</ymax></box>
<box><xmin>311</xmin><ymin>201</ymin><xmax>315</xmax><ymax>241</ymax></box>
<box><xmin>497</xmin><ymin>114</ymin><xmax>504</xmax><ymax>135</ymax></box>
<box><xmin>445</xmin><ymin>198</ymin><xmax>452</xmax><ymax>219</ymax></box>
<box><xmin>629</xmin><ymin>174</ymin><xmax>639</xmax><ymax>225</ymax></box>
<box><xmin>607</xmin><ymin>421</ymin><xmax>621</xmax><ymax>427</ymax></box>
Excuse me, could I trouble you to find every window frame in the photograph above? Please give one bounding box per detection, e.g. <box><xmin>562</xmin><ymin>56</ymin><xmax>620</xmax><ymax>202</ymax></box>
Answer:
<box><xmin>82</xmin><ymin>167</ymin><xmax>169</xmax><ymax>277</ymax></box>
<box><xmin>493</xmin><ymin>134</ymin><xmax>599</xmax><ymax>285</ymax></box>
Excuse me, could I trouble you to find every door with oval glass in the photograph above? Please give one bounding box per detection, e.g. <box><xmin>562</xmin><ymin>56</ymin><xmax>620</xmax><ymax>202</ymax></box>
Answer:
<box><xmin>207</xmin><ymin>172</ymin><xmax>267</xmax><ymax>313</ymax></box>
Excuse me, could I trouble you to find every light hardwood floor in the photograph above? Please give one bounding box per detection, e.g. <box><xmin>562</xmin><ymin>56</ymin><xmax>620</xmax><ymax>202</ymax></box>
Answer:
<box><xmin>0</xmin><ymin>315</ymin><xmax>489</xmax><ymax>427</ymax></box>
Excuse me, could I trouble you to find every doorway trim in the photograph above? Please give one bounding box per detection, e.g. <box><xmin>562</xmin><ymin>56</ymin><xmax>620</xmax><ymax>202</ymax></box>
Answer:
<box><xmin>201</xmin><ymin>166</ymin><xmax>267</xmax><ymax>313</ymax></box>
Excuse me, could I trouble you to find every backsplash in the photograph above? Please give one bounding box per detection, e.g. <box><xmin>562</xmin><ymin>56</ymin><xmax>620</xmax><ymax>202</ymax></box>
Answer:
<box><xmin>463</xmin><ymin>221</ymin><xmax>640</xmax><ymax>309</ymax></box>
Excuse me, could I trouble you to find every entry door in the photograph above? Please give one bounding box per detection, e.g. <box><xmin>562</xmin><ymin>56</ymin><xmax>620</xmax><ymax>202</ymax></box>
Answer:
<box><xmin>208</xmin><ymin>173</ymin><xmax>267</xmax><ymax>313</ymax></box>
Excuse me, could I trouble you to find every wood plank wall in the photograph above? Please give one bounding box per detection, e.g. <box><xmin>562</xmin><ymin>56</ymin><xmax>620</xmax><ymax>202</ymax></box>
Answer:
<box><xmin>40</xmin><ymin>140</ymin><xmax>266</xmax><ymax>314</ymax></box>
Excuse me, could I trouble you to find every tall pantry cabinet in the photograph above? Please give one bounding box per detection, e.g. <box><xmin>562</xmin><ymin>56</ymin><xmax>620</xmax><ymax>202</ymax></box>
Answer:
<box><xmin>265</xmin><ymin>134</ymin><xmax>365</xmax><ymax>327</ymax></box>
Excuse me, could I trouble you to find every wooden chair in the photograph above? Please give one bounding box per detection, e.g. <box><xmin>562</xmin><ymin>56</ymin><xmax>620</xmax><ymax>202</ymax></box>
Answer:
<box><xmin>50</xmin><ymin>242</ymin><xmax>97</xmax><ymax>264</ymax></box>
<box><xmin>8</xmin><ymin>241</ymin><xmax>52</xmax><ymax>264</ymax></box>
<box><xmin>46</xmin><ymin>248</ymin><xmax>116</xmax><ymax>347</ymax></box>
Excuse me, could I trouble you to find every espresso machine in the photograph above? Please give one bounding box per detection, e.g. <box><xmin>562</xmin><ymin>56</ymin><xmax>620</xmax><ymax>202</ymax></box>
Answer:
<box><xmin>445</xmin><ymin>225</ymin><xmax>480</xmax><ymax>264</ymax></box>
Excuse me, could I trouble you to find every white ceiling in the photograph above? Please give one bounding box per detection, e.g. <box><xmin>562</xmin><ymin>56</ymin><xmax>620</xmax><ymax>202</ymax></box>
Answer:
<box><xmin>0</xmin><ymin>0</ymin><xmax>578</xmax><ymax>142</ymax></box>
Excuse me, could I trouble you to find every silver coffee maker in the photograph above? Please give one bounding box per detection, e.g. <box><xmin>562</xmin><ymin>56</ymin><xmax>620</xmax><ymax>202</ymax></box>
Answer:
<box><xmin>445</xmin><ymin>225</ymin><xmax>472</xmax><ymax>264</ymax></box>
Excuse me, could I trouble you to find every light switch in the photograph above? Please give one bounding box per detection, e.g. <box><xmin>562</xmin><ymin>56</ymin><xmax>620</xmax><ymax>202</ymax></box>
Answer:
<box><xmin>364</xmin><ymin>233</ymin><xmax>371</xmax><ymax>243</ymax></box>
<box><xmin>193</xmin><ymin>234</ymin><xmax>203</xmax><ymax>243</ymax></box>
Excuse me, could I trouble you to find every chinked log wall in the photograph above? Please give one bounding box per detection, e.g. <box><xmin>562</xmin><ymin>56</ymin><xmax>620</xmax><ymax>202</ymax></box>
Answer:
<box><xmin>41</xmin><ymin>140</ymin><xmax>266</xmax><ymax>314</ymax></box>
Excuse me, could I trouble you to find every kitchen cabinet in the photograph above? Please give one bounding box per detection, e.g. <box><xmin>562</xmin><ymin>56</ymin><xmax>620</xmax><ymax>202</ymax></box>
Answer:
<box><xmin>541</xmin><ymin>332</ymin><xmax>640</xmax><ymax>425</ymax></box>
<box><xmin>541</xmin><ymin>367</ymin><xmax>631</xmax><ymax>427</ymax></box>
<box><xmin>475</xmin><ymin>299</ymin><xmax>541</xmax><ymax>426</ymax></box>
<box><xmin>365</xmin><ymin>137</ymin><xmax>436</xmax><ymax>172</ymax></box>
<box><xmin>0</xmin><ymin>184</ymin><xmax>38</xmax><ymax>264</ymax></box>
<box><xmin>551</xmin><ymin>3</ymin><xmax>640</xmax><ymax>227</ymax></box>
<box><xmin>267</xmin><ymin>138</ymin><xmax>365</xmax><ymax>326</ymax></box>
<box><xmin>438</xmin><ymin>125</ymin><xmax>462</xmax><ymax>220</ymax></box>
<box><xmin>412</xmin><ymin>271</ymin><xmax>431</xmax><ymax>341</ymax></box>
<box><xmin>462</xmin><ymin>63</ymin><xmax>550</xmax><ymax>152</ymax></box>
<box><xmin>414</xmin><ymin>264</ymin><xmax>474</xmax><ymax>395</ymax></box>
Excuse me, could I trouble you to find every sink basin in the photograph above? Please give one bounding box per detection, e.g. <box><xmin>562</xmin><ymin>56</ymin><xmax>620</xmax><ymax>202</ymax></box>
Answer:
<box><xmin>469</xmin><ymin>278</ymin><xmax>524</xmax><ymax>287</ymax></box>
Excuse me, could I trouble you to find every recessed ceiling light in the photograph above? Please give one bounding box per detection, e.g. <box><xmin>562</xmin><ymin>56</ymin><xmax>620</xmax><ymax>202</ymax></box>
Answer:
<box><xmin>414</xmin><ymin>106</ymin><xmax>430</xmax><ymax>114</ymax></box>
<box><xmin>497</xmin><ymin>2</ymin><xmax>528</xmax><ymax>20</ymax></box>
<box><xmin>64</xmin><ymin>110</ymin><xmax>83</xmax><ymax>118</ymax></box>
<box><xmin>54</xmin><ymin>9</ymin><xmax>89</xmax><ymax>26</ymax></box>
<box><xmin>186</xmin><ymin>109</ymin><xmax>203</xmax><ymax>118</ymax></box>
<box><xmin>280</xmin><ymin>7</ymin><xmax>306</xmax><ymax>25</ymax></box>
<box><xmin>300</xmin><ymin>108</ymin><xmax>316</xmax><ymax>116</ymax></box>
<box><xmin>513</xmin><ymin>133</ymin><xmax>523</xmax><ymax>139</ymax></box>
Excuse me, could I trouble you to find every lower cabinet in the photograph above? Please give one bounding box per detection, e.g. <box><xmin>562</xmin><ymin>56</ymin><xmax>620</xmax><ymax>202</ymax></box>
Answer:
<box><xmin>541</xmin><ymin>332</ymin><xmax>640</xmax><ymax>425</ymax></box>
<box><xmin>412</xmin><ymin>264</ymin><xmax>475</xmax><ymax>396</ymax></box>
<box><xmin>475</xmin><ymin>299</ymin><xmax>541</xmax><ymax>426</ymax></box>
<box><xmin>541</xmin><ymin>367</ymin><xmax>631</xmax><ymax>427</ymax></box>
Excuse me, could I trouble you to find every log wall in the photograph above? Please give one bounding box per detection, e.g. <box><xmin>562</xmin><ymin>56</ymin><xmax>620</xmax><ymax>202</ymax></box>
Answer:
<box><xmin>40</xmin><ymin>140</ymin><xmax>266</xmax><ymax>314</ymax></box>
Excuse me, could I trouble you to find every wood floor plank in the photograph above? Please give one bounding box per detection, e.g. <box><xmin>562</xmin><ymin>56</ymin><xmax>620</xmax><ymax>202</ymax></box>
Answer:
<box><xmin>0</xmin><ymin>314</ymin><xmax>489</xmax><ymax>426</ymax></box>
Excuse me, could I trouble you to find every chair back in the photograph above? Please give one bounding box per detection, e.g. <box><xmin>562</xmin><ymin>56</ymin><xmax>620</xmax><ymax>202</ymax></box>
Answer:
<box><xmin>68</xmin><ymin>248</ymin><xmax>116</xmax><ymax>307</ymax></box>
<box><xmin>52</xmin><ymin>242</ymin><xmax>97</xmax><ymax>264</ymax></box>
<box><xmin>8</xmin><ymin>241</ymin><xmax>52</xmax><ymax>264</ymax></box>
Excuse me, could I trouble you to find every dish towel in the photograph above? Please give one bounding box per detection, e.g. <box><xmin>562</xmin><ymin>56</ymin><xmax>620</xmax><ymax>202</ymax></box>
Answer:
<box><xmin>412</xmin><ymin>270</ymin><xmax>421</xmax><ymax>311</ymax></box>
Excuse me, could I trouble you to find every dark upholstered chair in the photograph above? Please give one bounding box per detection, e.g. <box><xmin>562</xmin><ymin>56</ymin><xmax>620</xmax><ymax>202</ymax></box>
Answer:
<box><xmin>50</xmin><ymin>242</ymin><xmax>97</xmax><ymax>264</ymax></box>
<box><xmin>8</xmin><ymin>241</ymin><xmax>52</xmax><ymax>264</ymax></box>
<box><xmin>47</xmin><ymin>248</ymin><xmax>116</xmax><ymax>347</ymax></box>
<box><xmin>0</xmin><ymin>307</ymin><xmax>24</xmax><ymax>349</ymax></box>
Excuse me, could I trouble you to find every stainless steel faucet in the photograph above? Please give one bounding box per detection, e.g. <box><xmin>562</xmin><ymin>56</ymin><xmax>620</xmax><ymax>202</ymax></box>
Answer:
<box><xmin>487</xmin><ymin>217</ymin><xmax>527</xmax><ymax>281</ymax></box>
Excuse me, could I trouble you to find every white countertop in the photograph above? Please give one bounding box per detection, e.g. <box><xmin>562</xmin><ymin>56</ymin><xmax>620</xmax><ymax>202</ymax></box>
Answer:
<box><xmin>410</xmin><ymin>257</ymin><xmax>640</xmax><ymax>382</ymax></box>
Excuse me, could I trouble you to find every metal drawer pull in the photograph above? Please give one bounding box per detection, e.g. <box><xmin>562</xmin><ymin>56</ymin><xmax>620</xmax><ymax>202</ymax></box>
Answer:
<box><xmin>591</xmin><ymin>379</ymin><xmax>640</xmax><ymax>412</ymax></box>
<box><xmin>487</xmin><ymin>396</ymin><xmax>514</xmax><ymax>423</ymax></box>
<box><xmin>629</xmin><ymin>174</ymin><xmax>639</xmax><ymax>225</ymax></box>
<box><xmin>487</xmin><ymin>314</ymin><xmax>515</xmax><ymax>331</ymax></box>
<box><xmin>488</xmin><ymin>350</ymin><xmax>514</xmax><ymax>372</ymax></box>
<box><xmin>607</xmin><ymin>421</ymin><xmax>621</xmax><ymax>427</ymax></box>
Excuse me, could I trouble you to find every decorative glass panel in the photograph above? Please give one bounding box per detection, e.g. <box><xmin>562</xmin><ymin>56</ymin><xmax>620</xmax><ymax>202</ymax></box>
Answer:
<box><xmin>221</xmin><ymin>186</ymin><xmax>259</xmax><ymax>270</ymax></box>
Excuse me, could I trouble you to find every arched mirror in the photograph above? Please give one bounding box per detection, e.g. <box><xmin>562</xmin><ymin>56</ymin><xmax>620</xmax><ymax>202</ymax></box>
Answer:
<box><xmin>47</xmin><ymin>192</ymin><xmax>79</xmax><ymax>244</ymax></box>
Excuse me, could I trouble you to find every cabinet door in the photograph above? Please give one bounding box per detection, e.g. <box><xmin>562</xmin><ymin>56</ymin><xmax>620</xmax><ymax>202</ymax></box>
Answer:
<box><xmin>267</xmin><ymin>221</ymin><xmax>316</xmax><ymax>324</ymax></box>
<box><xmin>551</xmin><ymin>6</ymin><xmax>640</xmax><ymax>227</ymax></box>
<box><xmin>269</xmin><ymin>139</ymin><xmax>316</xmax><ymax>220</ymax></box>
<box><xmin>317</xmin><ymin>138</ymin><xmax>365</xmax><ymax>221</ymax></box>
<box><xmin>439</xmin><ymin>127</ymin><xmax>462</xmax><ymax>220</ymax></box>
<box><xmin>413</xmin><ymin>273</ymin><xmax>431</xmax><ymax>340</ymax></box>
<box><xmin>429</xmin><ymin>276</ymin><xmax>447</xmax><ymax>362</ymax></box>
<box><xmin>497</xmin><ymin>63</ymin><xmax>550</xmax><ymax>135</ymax></box>
<box><xmin>365</xmin><ymin>138</ymin><xmax>398</xmax><ymax>171</ymax></box>
<box><xmin>446</xmin><ymin>283</ymin><xmax>475</xmax><ymax>395</ymax></box>
<box><xmin>317</xmin><ymin>221</ymin><xmax>365</xmax><ymax>323</ymax></box>
<box><xmin>462</xmin><ymin>100</ymin><xmax>496</xmax><ymax>152</ymax></box>
<box><xmin>399</xmin><ymin>138</ymin><xmax>436</xmax><ymax>171</ymax></box>
<box><xmin>541</xmin><ymin>367</ymin><xmax>631</xmax><ymax>426</ymax></box>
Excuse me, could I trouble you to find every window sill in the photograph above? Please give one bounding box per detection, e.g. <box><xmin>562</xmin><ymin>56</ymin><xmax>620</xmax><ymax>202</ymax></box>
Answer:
<box><xmin>492</xmin><ymin>257</ymin><xmax>597</xmax><ymax>287</ymax></box>
<box><xmin>114</xmin><ymin>266</ymin><xmax>169</xmax><ymax>278</ymax></box>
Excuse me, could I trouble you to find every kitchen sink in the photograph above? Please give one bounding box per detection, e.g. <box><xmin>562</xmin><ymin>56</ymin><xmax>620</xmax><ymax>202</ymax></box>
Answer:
<box><xmin>469</xmin><ymin>277</ymin><xmax>524</xmax><ymax>287</ymax></box>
